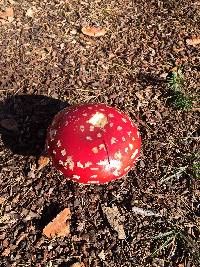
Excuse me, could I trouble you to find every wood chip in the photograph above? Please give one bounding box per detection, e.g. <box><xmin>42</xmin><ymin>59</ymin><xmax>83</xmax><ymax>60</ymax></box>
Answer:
<box><xmin>186</xmin><ymin>37</ymin><xmax>200</xmax><ymax>46</ymax></box>
<box><xmin>81</xmin><ymin>26</ymin><xmax>107</xmax><ymax>37</ymax></box>
<box><xmin>43</xmin><ymin>208</ymin><xmax>71</xmax><ymax>238</ymax></box>
<box><xmin>102</xmin><ymin>205</ymin><xmax>125</xmax><ymax>239</ymax></box>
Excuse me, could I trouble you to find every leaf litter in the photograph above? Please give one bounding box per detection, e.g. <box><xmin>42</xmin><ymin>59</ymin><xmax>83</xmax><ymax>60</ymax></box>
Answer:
<box><xmin>0</xmin><ymin>0</ymin><xmax>199</xmax><ymax>266</ymax></box>
<box><xmin>43</xmin><ymin>208</ymin><xmax>71</xmax><ymax>238</ymax></box>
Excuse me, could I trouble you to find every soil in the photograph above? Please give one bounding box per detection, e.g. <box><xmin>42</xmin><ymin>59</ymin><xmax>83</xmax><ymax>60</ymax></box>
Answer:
<box><xmin>0</xmin><ymin>0</ymin><xmax>199</xmax><ymax>267</ymax></box>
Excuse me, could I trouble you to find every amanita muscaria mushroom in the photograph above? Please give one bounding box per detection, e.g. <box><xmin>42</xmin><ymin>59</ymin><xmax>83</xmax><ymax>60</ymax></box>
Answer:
<box><xmin>44</xmin><ymin>103</ymin><xmax>141</xmax><ymax>184</ymax></box>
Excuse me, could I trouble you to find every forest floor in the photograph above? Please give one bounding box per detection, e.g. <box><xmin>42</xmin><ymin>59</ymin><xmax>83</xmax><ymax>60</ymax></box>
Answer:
<box><xmin>0</xmin><ymin>0</ymin><xmax>199</xmax><ymax>266</ymax></box>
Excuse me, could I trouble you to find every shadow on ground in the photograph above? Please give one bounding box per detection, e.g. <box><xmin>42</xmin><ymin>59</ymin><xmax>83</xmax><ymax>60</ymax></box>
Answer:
<box><xmin>0</xmin><ymin>95</ymin><xmax>69</xmax><ymax>156</ymax></box>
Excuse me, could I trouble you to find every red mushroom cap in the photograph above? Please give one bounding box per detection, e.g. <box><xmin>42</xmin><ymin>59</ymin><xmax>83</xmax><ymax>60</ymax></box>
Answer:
<box><xmin>46</xmin><ymin>103</ymin><xmax>141</xmax><ymax>184</ymax></box>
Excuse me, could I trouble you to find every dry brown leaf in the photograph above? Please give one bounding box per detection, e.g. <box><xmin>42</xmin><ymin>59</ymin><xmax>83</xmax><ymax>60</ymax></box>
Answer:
<box><xmin>37</xmin><ymin>155</ymin><xmax>50</xmax><ymax>171</ymax></box>
<box><xmin>81</xmin><ymin>26</ymin><xmax>107</xmax><ymax>37</ymax></box>
<box><xmin>186</xmin><ymin>37</ymin><xmax>200</xmax><ymax>46</ymax></box>
<box><xmin>43</xmin><ymin>208</ymin><xmax>71</xmax><ymax>238</ymax></box>
<box><xmin>0</xmin><ymin>7</ymin><xmax>14</xmax><ymax>24</ymax></box>
<box><xmin>70</xmin><ymin>263</ymin><xmax>85</xmax><ymax>267</ymax></box>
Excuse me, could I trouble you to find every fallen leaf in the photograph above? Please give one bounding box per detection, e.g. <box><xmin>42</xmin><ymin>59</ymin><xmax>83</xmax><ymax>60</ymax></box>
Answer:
<box><xmin>81</xmin><ymin>26</ymin><xmax>107</xmax><ymax>37</ymax></box>
<box><xmin>37</xmin><ymin>155</ymin><xmax>50</xmax><ymax>171</ymax></box>
<box><xmin>102</xmin><ymin>205</ymin><xmax>125</xmax><ymax>239</ymax></box>
<box><xmin>186</xmin><ymin>37</ymin><xmax>200</xmax><ymax>46</ymax></box>
<box><xmin>0</xmin><ymin>7</ymin><xmax>14</xmax><ymax>24</ymax></box>
<box><xmin>70</xmin><ymin>263</ymin><xmax>85</xmax><ymax>267</ymax></box>
<box><xmin>43</xmin><ymin>208</ymin><xmax>71</xmax><ymax>238</ymax></box>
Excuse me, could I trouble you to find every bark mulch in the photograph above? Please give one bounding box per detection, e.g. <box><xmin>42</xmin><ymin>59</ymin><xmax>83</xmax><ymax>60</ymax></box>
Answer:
<box><xmin>0</xmin><ymin>1</ymin><xmax>199</xmax><ymax>266</ymax></box>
